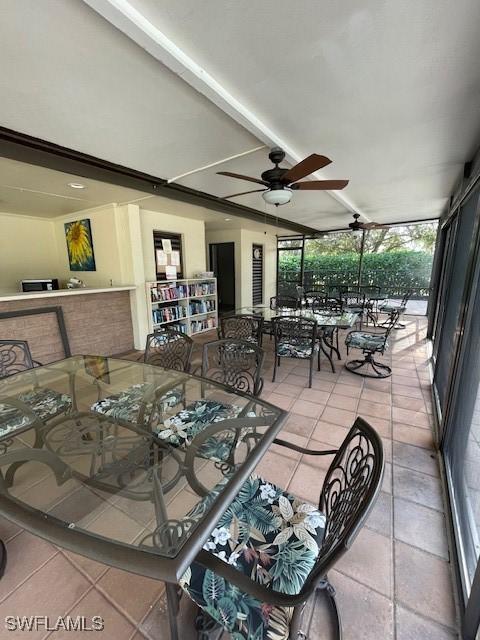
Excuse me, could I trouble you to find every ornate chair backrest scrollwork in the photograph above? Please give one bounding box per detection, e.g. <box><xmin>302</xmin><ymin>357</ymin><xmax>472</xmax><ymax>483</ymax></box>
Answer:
<box><xmin>0</xmin><ymin>340</ymin><xmax>36</xmax><ymax>379</ymax></box>
<box><xmin>269</xmin><ymin>295</ymin><xmax>299</xmax><ymax>311</ymax></box>
<box><xmin>273</xmin><ymin>316</ymin><xmax>318</xmax><ymax>354</ymax></box>
<box><xmin>311</xmin><ymin>296</ymin><xmax>343</xmax><ymax>314</ymax></box>
<box><xmin>201</xmin><ymin>339</ymin><xmax>265</xmax><ymax>397</ymax></box>
<box><xmin>144</xmin><ymin>330</ymin><xmax>194</xmax><ymax>372</ymax></box>
<box><xmin>341</xmin><ymin>290</ymin><xmax>366</xmax><ymax>311</ymax></box>
<box><xmin>309</xmin><ymin>417</ymin><xmax>384</xmax><ymax>583</ymax></box>
<box><xmin>219</xmin><ymin>315</ymin><xmax>263</xmax><ymax>345</ymax></box>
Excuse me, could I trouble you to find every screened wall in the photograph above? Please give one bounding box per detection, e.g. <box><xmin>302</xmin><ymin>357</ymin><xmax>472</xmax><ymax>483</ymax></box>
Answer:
<box><xmin>277</xmin><ymin>222</ymin><xmax>437</xmax><ymax>310</ymax></box>
<box><xmin>428</xmin><ymin>152</ymin><xmax>480</xmax><ymax>640</ymax></box>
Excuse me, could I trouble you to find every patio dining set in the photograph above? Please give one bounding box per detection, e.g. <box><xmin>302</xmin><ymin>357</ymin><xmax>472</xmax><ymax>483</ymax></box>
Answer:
<box><xmin>0</xmin><ymin>293</ymin><xmax>407</xmax><ymax>639</ymax></box>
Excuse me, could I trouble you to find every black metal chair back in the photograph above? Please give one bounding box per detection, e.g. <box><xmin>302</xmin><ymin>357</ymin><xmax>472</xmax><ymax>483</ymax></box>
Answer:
<box><xmin>311</xmin><ymin>296</ymin><xmax>343</xmax><ymax>314</ymax></box>
<box><xmin>308</xmin><ymin>417</ymin><xmax>384</xmax><ymax>582</ymax></box>
<box><xmin>360</xmin><ymin>284</ymin><xmax>381</xmax><ymax>298</ymax></box>
<box><xmin>305</xmin><ymin>289</ymin><xmax>327</xmax><ymax>308</ymax></box>
<box><xmin>273</xmin><ymin>316</ymin><xmax>317</xmax><ymax>351</ymax></box>
<box><xmin>144</xmin><ymin>329</ymin><xmax>193</xmax><ymax>372</ymax></box>
<box><xmin>400</xmin><ymin>290</ymin><xmax>413</xmax><ymax>308</ymax></box>
<box><xmin>269</xmin><ymin>295</ymin><xmax>299</xmax><ymax>310</ymax></box>
<box><xmin>219</xmin><ymin>315</ymin><xmax>263</xmax><ymax>345</ymax></box>
<box><xmin>0</xmin><ymin>340</ymin><xmax>35</xmax><ymax>379</ymax></box>
<box><xmin>201</xmin><ymin>339</ymin><xmax>265</xmax><ymax>397</ymax></box>
<box><xmin>342</xmin><ymin>290</ymin><xmax>366</xmax><ymax>309</ymax></box>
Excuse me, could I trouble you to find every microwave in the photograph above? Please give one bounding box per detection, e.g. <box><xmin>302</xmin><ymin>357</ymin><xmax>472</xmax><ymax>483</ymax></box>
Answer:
<box><xmin>21</xmin><ymin>279</ymin><xmax>59</xmax><ymax>292</ymax></box>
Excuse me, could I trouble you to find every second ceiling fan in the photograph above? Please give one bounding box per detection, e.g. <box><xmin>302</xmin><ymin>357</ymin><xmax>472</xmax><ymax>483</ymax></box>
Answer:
<box><xmin>217</xmin><ymin>147</ymin><xmax>349</xmax><ymax>206</ymax></box>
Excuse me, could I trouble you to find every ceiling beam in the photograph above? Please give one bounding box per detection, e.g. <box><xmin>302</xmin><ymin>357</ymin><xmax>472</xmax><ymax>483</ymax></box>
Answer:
<box><xmin>0</xmin><ymin>126</ymin><xmax>319</xmax><ymax>236</ymax></box>
<box><xmin>83</xmin><ymin>0</ymin><xmax>369</xmax><ymax>221</ymax></box>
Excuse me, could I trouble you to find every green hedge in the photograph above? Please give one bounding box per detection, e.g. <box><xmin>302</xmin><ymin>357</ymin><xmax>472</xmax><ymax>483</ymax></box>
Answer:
<box><xmin>279</xmin><ymin>251</ymin><xmax>433</xmax><ymax>297</ymax></box>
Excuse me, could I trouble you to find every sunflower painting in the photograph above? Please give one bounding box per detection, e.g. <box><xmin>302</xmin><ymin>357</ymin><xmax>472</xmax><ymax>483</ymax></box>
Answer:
<box><xmin>64</xmin><ymin>219</ymin><xmax>96</xmax><ymax>271</ymax></box>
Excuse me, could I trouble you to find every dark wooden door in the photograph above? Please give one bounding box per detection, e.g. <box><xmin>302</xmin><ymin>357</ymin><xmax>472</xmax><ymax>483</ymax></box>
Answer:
<box><xmin>209</xmin><ymin>242</ymin><xmax>235</xmax><ymax>313</ymax></box>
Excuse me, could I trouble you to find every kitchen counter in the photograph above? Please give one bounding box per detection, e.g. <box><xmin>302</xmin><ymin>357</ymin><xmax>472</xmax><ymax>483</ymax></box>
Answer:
<box><xmin>0</xmin><ymin>286</ymin><xmax>137</xmax><ymax>361</ymax></box>
<box><xmin>0</xmin><ymin>286</ymin><xmax>135</xmax><ymax>302</ymax></box>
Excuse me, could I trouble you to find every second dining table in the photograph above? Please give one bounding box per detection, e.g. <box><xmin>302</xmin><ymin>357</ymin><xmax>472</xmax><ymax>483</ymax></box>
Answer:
<box><xmin>0</xmin><ymin>355</ymin><xmax>286</xmax><ymax>639</ymax></box>
<box><xmin>236</xmin><ymin>305</ymin><xmax>359</xmax><ymax>372</ymax></box>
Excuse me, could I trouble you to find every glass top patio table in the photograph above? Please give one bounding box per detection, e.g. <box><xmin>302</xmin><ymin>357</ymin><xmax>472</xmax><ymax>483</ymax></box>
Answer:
<box><xmin>237</xmin><ymin>305</ymin><xmax>359</xmax><ymax>328</ymax></box>
<box><xmin>0</xmin><ymin>356</ymin><xmax>285</xmax><ymax>582</ymax></box>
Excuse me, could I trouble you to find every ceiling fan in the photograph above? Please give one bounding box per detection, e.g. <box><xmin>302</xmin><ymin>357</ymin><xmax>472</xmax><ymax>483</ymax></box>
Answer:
<box><xmin>348</xmin><ymin>213</ymin><xmax>389</xmax><ymax>232</ymax></box>
<box><xmin>217</xmin><ymin>147</ymin><xmax>349</xmax><ymax>206</ymax></box>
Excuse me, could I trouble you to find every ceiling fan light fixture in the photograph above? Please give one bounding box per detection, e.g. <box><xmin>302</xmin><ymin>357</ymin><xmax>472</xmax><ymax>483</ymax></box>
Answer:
<box><xmin>262</xmin><ymin>188</ymin><xmax>292</xmax><ymax>206</ymax></box>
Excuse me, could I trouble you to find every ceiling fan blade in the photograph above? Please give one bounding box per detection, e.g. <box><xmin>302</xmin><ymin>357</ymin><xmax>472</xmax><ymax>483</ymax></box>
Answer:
<box><xmin>291</xmin><ymin>179</ymin><xmax>349</xmax><ymax>190</ymax></box>
<box><xmin>363</xmin><ymin>222</ymin><xmax>390</xmax><ymax>229</ymax></box>
<box><xmin>281</xmin><ymin>154</ymin><xmax>332</xmax><ymax>183</ymax></box>
<box><xmin>223</xmin><ymin>189</ymin><xmax>266</xmax><ymax>199</ymax></box>
<box><xmin>217</xmin><ymin>171</ymin><xmax>268</xmax><ymax>186</ymax></box>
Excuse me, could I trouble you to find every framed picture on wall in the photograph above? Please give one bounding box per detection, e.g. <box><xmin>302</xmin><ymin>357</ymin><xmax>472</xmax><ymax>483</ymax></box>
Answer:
<box><xmin>64</xmin><ymin>218</ymin><xmax>96</xmax><ymax>271</ymax></box>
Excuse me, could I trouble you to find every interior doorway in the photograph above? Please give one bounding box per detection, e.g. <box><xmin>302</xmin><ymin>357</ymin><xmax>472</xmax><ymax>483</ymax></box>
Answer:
<box><xmin>209</xmin><ymin>242</ymin><xmax>236</xmax><ymax>314</ymax></box>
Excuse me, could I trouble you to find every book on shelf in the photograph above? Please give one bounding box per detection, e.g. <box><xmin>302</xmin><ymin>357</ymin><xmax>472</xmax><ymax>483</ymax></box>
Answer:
<box><xmin>190</xmin><ymin>317</ymin><xmax>217</xmax><ymax>333</ymax></box>
<box><xmin>152</xmin><ymin>305</ymin><xmax>187</xmax><ymax>324</ymax></box>
<box><xmin>154</xmin><ymin>322</ymin><xmax>188</xmax><ymax>334</ymax></box>
<box><xmin>188</xmin><ymin>282</ymin><xmax>215</xmax><ymax>297</ymax></box>
<box><xmin>151</xmin><ymin>283</ymin><xmax>188</xmax><ymax>302</ymax></box>
<box><xmin>188</xmin><ymin>299</ymin><xmax>216</xmax><ymax>315</ymax></box>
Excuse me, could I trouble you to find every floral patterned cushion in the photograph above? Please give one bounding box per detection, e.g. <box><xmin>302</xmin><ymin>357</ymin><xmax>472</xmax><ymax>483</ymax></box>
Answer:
<box><xmin>379</xmin><ymin>303</ymin><xmax>405</xmax><ymax>313</ymax></box>
<box><xmin>277</xmin><ymin>341</ymin><xmax>317</xmax><ymax>359</ymax></box>
<box><xmin>0</xmin><ymin>388</ymin><xmax>71</xmax><ymax>439</ymax></box>
<box><xmin>155</xmin><ymin>399</ymin><xmax>243</xmax><ymax>461</ymax></box>
<box><xmin>180</xmin><ymin>474</ymin><xmax>325</xmax><ymax>640</ymax></box>
<box><xmin>346</xmin><ymin>331</ymin><xmax>387</xmax><ymax>352</ymax></box>
<box><xmin>91</xmin><ymin>383</ymin><xmax>182</xmax><ymax>426</ymax></box>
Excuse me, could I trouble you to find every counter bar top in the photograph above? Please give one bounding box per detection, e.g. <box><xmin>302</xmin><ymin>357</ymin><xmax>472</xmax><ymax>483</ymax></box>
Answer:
<box><xmin>0</xmin><ymin>286</ymin><xmax>136</xmax><ymax>303</ymax></box>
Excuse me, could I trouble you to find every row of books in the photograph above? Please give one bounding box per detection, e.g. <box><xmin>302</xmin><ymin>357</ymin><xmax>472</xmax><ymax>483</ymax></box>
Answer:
<box><xmin>155</xmin><ymin>322</ymin><xmax>188</xmax><ymax>334</ymax></box>
<box><xmin>191</xmin><ymin>317</ymin><xmax>216</xmax><ymax>334</ymax></box>
<box><xmin>151</xmin><ymin>284</ymin><xmax>188</xmax><ymax>302</ymax></box>
<box><xmin>189</xmin><ymin>282</ymin><xmax>215</xmax><ymax>296</ymax></box>
<box><xmin>152</xmin><ymin>305</ymin><xmax>188</xmax><ymax>324</ymax></box>
<box><xmin>189</xmin><ymin>300</ymin><xmax>216</xmax><ymax>315</ymax></box>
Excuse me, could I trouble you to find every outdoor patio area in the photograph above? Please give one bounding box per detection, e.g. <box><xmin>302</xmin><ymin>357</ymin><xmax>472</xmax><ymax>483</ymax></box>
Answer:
<box><xmin>0</xmin><ymin>315</ymin><xmax>459</xmax><ymax>640</ymax></box>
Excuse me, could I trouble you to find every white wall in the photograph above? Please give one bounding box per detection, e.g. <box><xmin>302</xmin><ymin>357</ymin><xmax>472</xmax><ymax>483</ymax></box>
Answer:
<box><xmin>205</xmin><ymin>225</ymin><xmax>278</xmax><ymax>309</ymax></box>
<box><xmin>0</xmin><ymin>212</ymin><xmax>59</xmax><ymax>292</ymax></box>
<box><xmin>53</xmin><ymin>204</ymin><xmax>124</xmax><ymax>288</ymax></box>
<box><xmin>140</xmin><ymin>204</ymin><xmax>207</xmax><ymax>280</ymax></box>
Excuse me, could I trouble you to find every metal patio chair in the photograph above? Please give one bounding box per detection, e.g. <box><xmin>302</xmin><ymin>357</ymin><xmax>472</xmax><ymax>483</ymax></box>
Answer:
<box><xmin>272</xmin><ymin>316</ymin><xmax>319</xmax><ymax>388</ymax></box>
<box><xmin>378</xmin><ymin>290</ymin><xmax>412</xmax><ymax>329</ymax></box>
<box><xmin>179</xmin><ymin>416</ymin><xmax>384</xmax><ymax>640</ymax></box>
<box><xmin>219</xmin><ymin>314</ymin><xmax>263</xmax><ymax>346</ymax></box>
<box><xmin>344</xmin><ymin>309</ymin><xmax>400</xmax><ymax>378</ymax></box>
<box><xmin>153</xmin><ymin>339</ymin><xmax>265</xmax><ymax>464</ymax></box>
<box><xmin>92</xmin><ymin>329</ymin><xmax>193</xmax><ymax>426</ymax></box>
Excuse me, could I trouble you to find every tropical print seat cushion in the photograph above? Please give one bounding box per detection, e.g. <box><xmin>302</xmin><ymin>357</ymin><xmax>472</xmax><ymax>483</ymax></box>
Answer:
<box><xmin>180</xmin><ymin>474</ymin><xmax>326</xmax><ymax>640</ymax></box>
<box><xmin>277</xmin><ymin>341</ymin><xmax>318</xmax><ymax>359</ymax></box>
<box><xmin>379</xmin><ymin>303</ymin><xmax>405</xmax><ymax>313</ymax></box>
<box><xmin>0</xmin><ymin>388</ymin><xmax>71</xmax><ymax>438</ymax></box>
<box><xmin>155</xmin><ymin>399</ymin><xmax>244</xmax><ymax>462</ymax></box>
<box><xmin>91</xmin><ymin>383</ymin><xmax>182</xmax><ymax>426</ymax></box>
<box><xmin>346</xmin><ymin>331</ymin><xmax>387</xmax><ymax>352</ymax></box>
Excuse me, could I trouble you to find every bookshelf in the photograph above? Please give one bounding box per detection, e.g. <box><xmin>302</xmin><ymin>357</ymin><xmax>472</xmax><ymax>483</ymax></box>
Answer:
<box><xmin>146</xmin><ymin>278</ymin><xmax>218</xmax><ymax>337</ymax></box>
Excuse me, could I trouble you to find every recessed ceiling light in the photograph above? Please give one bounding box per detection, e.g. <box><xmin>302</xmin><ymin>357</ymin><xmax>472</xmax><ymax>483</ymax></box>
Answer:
<box><xmin>224</xmin><ymin>218</ymin><xmax>231</xmax><ymax>221</ymax></box>
<box><xmin>67</xmin><ymin>182</ymin><xmax>85</xmax><ymax>189</ymax></box>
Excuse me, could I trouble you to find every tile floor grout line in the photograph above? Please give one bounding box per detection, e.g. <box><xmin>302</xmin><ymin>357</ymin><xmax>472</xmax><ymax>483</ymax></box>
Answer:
<box><xmin>0</xmin><ymin>549</ymin><xmax>60</xmax><ymax>605</ymax></box>
<box><xmin>40</xmin><ymin>583</ymin><xmax>96</xmax><ymax>640</ymax></box>
<box><xmin>58</xmin><ymin>547</ymin><xmax>109</xmax><ymax>585</ymax></box>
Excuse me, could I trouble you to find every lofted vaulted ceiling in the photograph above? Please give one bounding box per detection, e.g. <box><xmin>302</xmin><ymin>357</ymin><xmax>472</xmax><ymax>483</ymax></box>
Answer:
<box><xmin>1</xmin><ymin>0</ymin><xmax>480</xmax><ymax>231</ymax></box>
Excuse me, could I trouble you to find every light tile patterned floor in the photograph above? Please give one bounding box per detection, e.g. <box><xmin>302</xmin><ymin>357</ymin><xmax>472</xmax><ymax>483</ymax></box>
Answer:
<box><xmin>0</xmin><ymin>316</ymin><xmax>459</xmax><ymax>639</ymax></box>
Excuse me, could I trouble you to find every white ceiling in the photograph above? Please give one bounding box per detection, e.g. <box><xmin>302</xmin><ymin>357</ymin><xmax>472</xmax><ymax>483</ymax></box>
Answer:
<box><xmin>1</xmin><ymin>0</ymin><xmax>480</xmax><ymax>230</ymax></box>
<box><xmin>0</xmin><ymin>157</ymin><xmax>294</xmax><ymax>233</ymax></box>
